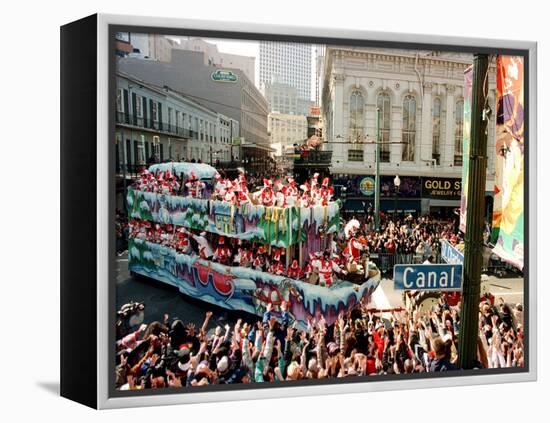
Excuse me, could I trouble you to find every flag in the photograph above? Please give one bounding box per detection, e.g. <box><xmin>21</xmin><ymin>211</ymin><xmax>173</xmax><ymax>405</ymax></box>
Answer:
<box><xmin>492</xmin><ymin>56</ymin><xmax>524</xmax><ymax>270</ymax></box>
<box><xmin>459</xmin><ymin>66</ymin><xmax>473</xmax><ymax>233</ymax></box>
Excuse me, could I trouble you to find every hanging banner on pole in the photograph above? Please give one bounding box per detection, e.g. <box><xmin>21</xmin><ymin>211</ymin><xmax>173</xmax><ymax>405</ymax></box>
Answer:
<box><xmin>491</xmin><ymin>56</ymin><xmax>524</xmax><ymax>270</ymax></box>
<box><xmin>459</xmin><ymin>66</ymin><xmax>473</xmax><ymax>233</ymax></box>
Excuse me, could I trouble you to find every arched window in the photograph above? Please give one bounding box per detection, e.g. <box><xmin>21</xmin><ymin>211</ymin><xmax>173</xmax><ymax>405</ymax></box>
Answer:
<box><xmin>402</xmin><ymin>95</ymin><xmax>416</xmax><ymax>161</ymax></box>
<box><xmin>432</xmin><ymin>98</ymin><xmax>441</xmax><ymax>164</ymax></box>
<box><xmin>349</xmin><ymin>91</ymin><xmax>364</xmax><ymax>142</ymax></box>
<box><xmin>454</xmin><ymin>99</ymin><xmax>464</xmax><ymax>166</ymax></box>
<box><xmin>377</xmin><ymin>92</ymin><xmax>391</xmax><ymax>162</ymax></box>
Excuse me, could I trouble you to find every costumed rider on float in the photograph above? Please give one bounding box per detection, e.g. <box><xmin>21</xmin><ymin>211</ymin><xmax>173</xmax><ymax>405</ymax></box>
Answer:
<box><xmin>318</xmin><ymin>250</ymin><xmax>347</xmax><ymax>287</ymax></box>
<box><xmin>343</xmin><ymin>219</ymin><xmax>369</xmax><ymax>278</ymax></box>
<box><xmin>185</xmin><ymin>171</ymin><xmax>206</xmax><ymax>198</ymax></box>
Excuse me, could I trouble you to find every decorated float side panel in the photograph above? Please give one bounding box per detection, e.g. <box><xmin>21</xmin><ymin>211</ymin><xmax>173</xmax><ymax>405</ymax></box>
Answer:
<box><xmin>127</xmin><ymin>188</ymin><xmax>340</xmax><ymax>248</ymax></box>
<box><xmin>128</xmin><ymin>238</ymin><xmax>377</xmax><ymax>330</ymax></box>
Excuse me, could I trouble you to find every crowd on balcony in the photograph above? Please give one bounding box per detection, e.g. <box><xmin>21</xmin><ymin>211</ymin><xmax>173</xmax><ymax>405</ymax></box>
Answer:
<box><xmin>115</xmin><ymin>288</ymin><xmax>524</xmax><ymax>390</ymax></box>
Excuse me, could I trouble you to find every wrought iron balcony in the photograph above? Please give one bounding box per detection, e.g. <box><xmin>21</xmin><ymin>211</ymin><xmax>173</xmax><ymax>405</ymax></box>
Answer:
<box><xmin>115</xmin><ymin>112</ymin><xmax>193</xmax><ymax>138</ymax></box>
<box><xmin>292</xmin><ymin>150</ymin><xmax>333</xmax><ymax>166</ymax></box>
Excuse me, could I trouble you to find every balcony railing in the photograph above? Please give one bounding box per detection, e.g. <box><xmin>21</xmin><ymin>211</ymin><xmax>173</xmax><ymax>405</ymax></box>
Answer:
<box><xmin>293</xmin><ymin>150</ymin><xmax>333</xmax><ymax>166</ymax></box>
<box><xmin>115</xmin><ymin>163</ymin><xmax>150</xmax><ymax>179</ymax></box>
<box><xmin>116</xmin><ymin>112</ymin><xmax>193</xmax><ymax>138</ymax></box>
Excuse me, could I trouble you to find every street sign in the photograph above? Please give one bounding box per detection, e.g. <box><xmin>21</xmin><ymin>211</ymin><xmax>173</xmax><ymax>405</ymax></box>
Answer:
<box><xmin>440</xmin><ymin>240</ymin><xmax>464</xmax><ymax>264</ymax></box>
<box><xmin>394</xmin><ymin>264</ymin><xmax>463</xmax><ymax>291</ymax></box>
<box><xmin>211</xmin><ymin>69</ymin><xmax>238</xmax><ymax>83</ymax></box>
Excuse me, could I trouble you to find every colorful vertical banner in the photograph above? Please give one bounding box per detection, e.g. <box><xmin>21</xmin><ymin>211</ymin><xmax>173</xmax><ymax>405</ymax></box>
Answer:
<box><xmin>459</xmin><ymin>66</ymin><xmax>473</xmax><ymax>233</ymax></box>
<box><xmin>492</xmin><ymin>56</ymin><xmax>524</xmax><ymax>270</ymax></box>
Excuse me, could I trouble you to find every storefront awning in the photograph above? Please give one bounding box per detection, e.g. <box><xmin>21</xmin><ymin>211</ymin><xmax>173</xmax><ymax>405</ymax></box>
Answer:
<box><xmin>242</xmin><ymin>143</ymin><xmax>276</xmax><ymax>153</ymax></box>
<box><xmin>343</xmin><ymin>199</ymin><xmax>368</xmax><ymax>213</ymax></box>
<box><xmin>381</xmin><ymin>199</ymin><xmax>421</xmax><ymax>213</ymax></box>
<box><xmin>429</xmin><ymin>199</ymin><xmax>460</xmax><ymax>207</ymax></box>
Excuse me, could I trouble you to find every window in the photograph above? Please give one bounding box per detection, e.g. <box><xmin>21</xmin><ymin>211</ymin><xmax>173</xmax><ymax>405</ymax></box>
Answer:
<box><xmin>454</xmin><ymin>99</ymin><xmax>464</xmax><ymax>166</ymax></box>
<box><xmin>402</xmin><ymin>95</ymin><xmax>416</xmax><ymax>162</ymax></box>
<box><xmin>348</xmin><ymin>149</ymin><xmax>364</xmax><ymax>162</ymax></box>
<box><xmin>115</xmin><ymin>133</ymin><xmax>121</xmax><ymax>172</ymax></box>
<box><xmin>126</xmin><ymin>139</ymin><xmax>131</xmax><ymax>167</ymax></box>
<box><xmin>116</xmin><ymin>89</ymin><xmax>124</xmax><ymax>113</ymax></box>
<box><xmin>135</xmin><ymin>95</ymin><xmax>143</xmax><ymax>118</ymax></box>
<box><xmin>175</xmin><ymin>111</ymin><xmax>181</xmax><ymax>133</ymax></box>
<box><xmin>432</xmin><ymin>98</ymin><xmax>441</xmax><ymax>164</ymax></box>
<box><xmin>377</xmin><ymin>92</ymin><xmax>391</xmax><ymax>162</ymax></box>
<box><xmin>349</xmin><ymin>91</ymin><xmax>364</xmax><ymax>142</ymax></box>
<box><xmin>152</xmin><ymin>101</ymin><xmax>159</xmax><ymax>122</ymax></box>
<box><xmin>137</xmin><ymin>139</ymin><xmax>145</xmax><ymax>164</ymax></box>
<box><xmin>167</xmin><ymin>107</ymin><xmax>173</xmax><ymax>128</ymax></box>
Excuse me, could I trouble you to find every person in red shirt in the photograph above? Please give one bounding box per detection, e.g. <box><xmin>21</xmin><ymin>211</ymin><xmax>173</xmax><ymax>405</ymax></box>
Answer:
<box><xmin>384</xmin><ymin>237</ymin><xmax>396</xmax><ymax>254</ymax></box>
<box><xmin>185</xmin><ymin>171</ymin><xmax>205</xmax><ymax>198</ymax></box>
<box><xmin>213</xmin><ymin>236</ymin><xmax>231</xmax><ymax>264</ymax></box>
<box><xmin>287</xmin><ymin>259</ymin><xmax>303</xmax><ymax>280</ymax></box>
<box><xmin>372</xmin><ymin>321</ymin><xmax>386</xmax><ymax>360</ymax></box>
<box><xmin>270</xmin><ymin>249</ymin><xmax>286</xmax><ymax>276</ymax></box>
<box><xmin>175</xmin><ymin>228</ymin><xmax>190</xmax><ymax>253</ymax></box>
<box><xmin>318</xmin><ymin>177</ymin><xmax>334</xmax><ymax>206</ymax></box>
<box><xmin>254</xmin><ymin>179</ymin><xmax>274</xmax><ymax>206</ymax></box>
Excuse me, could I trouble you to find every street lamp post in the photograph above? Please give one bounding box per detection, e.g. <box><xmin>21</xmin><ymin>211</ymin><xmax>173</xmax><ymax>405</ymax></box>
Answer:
<box><xmin>458</xmin><ymin>53</ymin><xmax>490</xmax><ymax>370</ymax></box>
<box><xmin>341</xmin><ymin>186</ymin><xmax>347</xmax><ymax>217</ymax></box>
<box><xmin>393</xmin><ymin>175</ymin><xmax>401</xmax><ymax>218</ymax></box>
<box><xmin>374</xmin><ymin>107</ymin><xmax>381</xmax><ymax>231</ymax></box>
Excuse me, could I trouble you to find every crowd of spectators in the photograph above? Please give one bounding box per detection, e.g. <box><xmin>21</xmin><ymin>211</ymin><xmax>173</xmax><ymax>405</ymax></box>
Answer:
<box><xmin>116</xmin><ymin>209</ymin><xmax>129</xmax><ymax>256</ymax></box>
<box><xmin>115</xmin><ymin>291</ymin><xmax>524</xmax><ymax>390</ymax></box>
<box><xmin>335</xmin><ymin>214</ymin><xmax>461</xmax><ymax>265</ymax></box>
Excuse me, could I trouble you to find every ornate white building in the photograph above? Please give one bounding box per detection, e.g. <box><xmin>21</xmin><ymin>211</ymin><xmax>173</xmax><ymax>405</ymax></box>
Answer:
<box><xmin>321</xmin><ymin>47</ymin><xmax>497</xmax><ymax>215</ymax></box>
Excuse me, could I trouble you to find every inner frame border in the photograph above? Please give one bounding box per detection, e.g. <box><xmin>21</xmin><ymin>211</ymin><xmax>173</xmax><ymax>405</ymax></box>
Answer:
<box><xmin>97</xmin><ymin>13</ymin><xmax>537</xmax><ymax>409</ymax></box>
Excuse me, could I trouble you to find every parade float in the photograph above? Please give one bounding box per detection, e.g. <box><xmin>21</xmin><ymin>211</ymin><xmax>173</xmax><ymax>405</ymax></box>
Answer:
<box><xmin>126</xmin><ymin>162</ymin><xmax>380</xmax><ymax>330</ymax></box>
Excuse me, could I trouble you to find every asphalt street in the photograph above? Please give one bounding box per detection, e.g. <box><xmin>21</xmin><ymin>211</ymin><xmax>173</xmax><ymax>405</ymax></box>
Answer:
<box><xmin>115</xmin><ymin>254</ymin><xmax>253</xmax><ymax>330</ymax></box>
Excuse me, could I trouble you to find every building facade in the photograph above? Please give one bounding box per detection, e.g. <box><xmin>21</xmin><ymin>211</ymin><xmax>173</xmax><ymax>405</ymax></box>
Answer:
<box><xmin>128</xmin><ymin>33</ymin><xmax>175</xmax><ymax>62</ymax></box>
<box><xmin>307</xmin><ymin>106</ymin><xmax>322</xmax><ymax>139</ymax></box>
<box><xmin>268</xmin><ymin>112</ymin><xmax>308</xmax><ymax>156</ymax></box>
<box><xmin>261</xmin><ymin>79</ymin><xmax>312</xmax><ymax>116</ymax></box>
<box><xmin>314</xmin><ymin>45</ymin><xmax>326</xmax><ymax>107</ymax></box>
<box><xmin>115</xmin><ymin>72</ymin><xmax>238</xmax><ymax>171</ymax></box>
<box><xmin>174</xmin><ymin>38</ymin><xmax>256</xmax><ymax>83</ymax></box>
<box><xmin>117</xmin><ymin>49</ymin><xmax>269</xmax><ymax>153</ymax></box>
<box><xmin>259</xmin><ymin>41</ymin><xmax>312</xmax><ymax>102</ymax></box>
<box><xmin>321</xmin><ymin>47</ymin><xmax>497</xmax><ymax>216</ymax></box>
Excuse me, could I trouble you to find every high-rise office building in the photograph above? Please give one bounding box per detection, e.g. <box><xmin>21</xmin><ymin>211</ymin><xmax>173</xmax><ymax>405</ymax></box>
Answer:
<box><xmin>259</xmin><ymin>41</ymin><xmax>312</xmax><ymax>102</ymax></box>
<box><xmin>315</xmin><ymin>45</ymin><xmax>326</xmax><ymax>107</ymax></box>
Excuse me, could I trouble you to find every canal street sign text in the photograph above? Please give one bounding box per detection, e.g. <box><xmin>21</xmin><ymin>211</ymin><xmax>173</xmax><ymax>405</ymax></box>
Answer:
<box><xmin>394</xmin><ymin>264</ymin><xmax>463</xmax><ymax>291</ymax></box>
<box><xmin>440</xmin><ymin>239</ymin><xmax>464</xmax><ymax>264</ymax></box>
